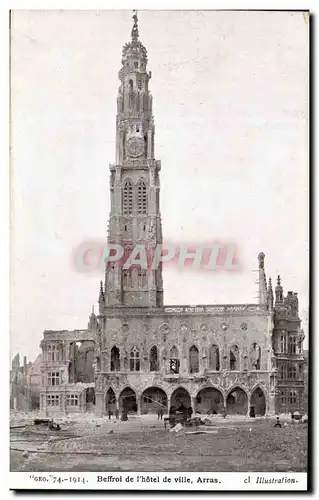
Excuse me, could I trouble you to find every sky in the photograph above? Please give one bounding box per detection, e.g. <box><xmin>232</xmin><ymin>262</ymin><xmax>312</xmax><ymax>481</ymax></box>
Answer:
<box><xmin>10</xmin><ymin>10</ymin><xmax>309</xmax><ymax>361</ymax></box>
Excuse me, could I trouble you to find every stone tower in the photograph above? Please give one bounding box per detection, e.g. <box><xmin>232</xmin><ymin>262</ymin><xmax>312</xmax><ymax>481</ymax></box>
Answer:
<box><xmin>104</xmin><ymin>12</ymin><xmax>163</xmax><ymax>308</ymax></box>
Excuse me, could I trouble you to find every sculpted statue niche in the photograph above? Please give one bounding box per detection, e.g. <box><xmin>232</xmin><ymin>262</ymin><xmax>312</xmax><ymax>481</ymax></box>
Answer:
<box><xmin>250</xmin><ymin>343</ymin><xmax>261</xmax><ymax>370</ymax></box>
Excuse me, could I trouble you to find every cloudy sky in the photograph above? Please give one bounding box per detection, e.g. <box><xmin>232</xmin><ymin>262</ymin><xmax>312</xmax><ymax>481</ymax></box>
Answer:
<box><xmin>10</xmin><ymin>10</ymin><xmax>309</xmax><ymax>361</ymax></box>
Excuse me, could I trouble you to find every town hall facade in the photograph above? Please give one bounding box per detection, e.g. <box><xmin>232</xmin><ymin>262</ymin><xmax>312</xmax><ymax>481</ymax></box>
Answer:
<box><xmin>39</xmin><ymin>13</ymin><xmax>305</xmax><ymax>418</ymax></box>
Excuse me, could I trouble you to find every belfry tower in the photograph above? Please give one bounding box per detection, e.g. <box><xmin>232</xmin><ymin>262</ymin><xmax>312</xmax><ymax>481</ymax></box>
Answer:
<box><xmin>102</xmin><ymin>12</ymin><xmax>163</xmax><ymax>308</ymax></box>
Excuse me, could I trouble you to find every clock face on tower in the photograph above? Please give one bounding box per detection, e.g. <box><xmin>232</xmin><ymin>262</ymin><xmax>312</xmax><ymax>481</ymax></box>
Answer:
<box><xmin>126</xmin><ymin>136</ymin><xmax>144</xmax><ymax>158</ymax></box>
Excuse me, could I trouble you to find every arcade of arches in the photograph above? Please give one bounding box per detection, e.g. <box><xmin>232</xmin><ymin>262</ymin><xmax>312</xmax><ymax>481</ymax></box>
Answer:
<box><xmin>104</xmin><ymin>385</ymin><xmax>266</xmax><ymax>416</ymax></box>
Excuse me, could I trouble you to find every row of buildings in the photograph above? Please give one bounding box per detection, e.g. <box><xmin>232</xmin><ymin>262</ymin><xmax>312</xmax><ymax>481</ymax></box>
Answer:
<box><xmin>10</xmin><ymin>353</ymin><xmax>42</xmax><ymax>411</ymax></box>
<box><xmin>31</xmin><ymin>13</ymin><xmax>306</xmax><ymax>418</ymax></box>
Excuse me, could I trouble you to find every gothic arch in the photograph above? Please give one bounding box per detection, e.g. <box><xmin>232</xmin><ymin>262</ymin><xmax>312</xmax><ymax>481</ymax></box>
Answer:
<box><xmin>105</xmin><ymin>384</ymin><xmax>117</xmax><ymax>397</ymax></box>
<box><xmin>249</xmin><ymin>383</ymin><xmax>267</xmax><ymax>398</ymax></box>
<box><xmin>195</xmin><ymin>382</ymin><xmax>225</xmax><ymax>399</ymax></box>
<box><xmin>170</xmin><ymin>386</ymin><xmax>191</xmax><ymax>410</ymax></box>
<box><xmin>208</xmin><ymin>344</ymin><xmax>220</xmax><ymax>371</ymax></box>
<box><xmin>119</xmin><ymin>383</ymin><xmax>139</xmax><ymax>396</ymax></box>
<box><xmin>226</xmin><ymin>385</ymin><xmax>248</xmax><ymax>415</ymax></box>
<box><xmin>250</xmin><ymin>385</ymin><xmax>267</xmax><ymax>416</ymax></box>
<box><xmin>140</xmin><ymin>386</ymin><xmax>168</xmax><ymax>415</ymax></box>
<box><xmin>119</xmin><ymin>386</ymin><xmax>137</xmax><ymax>414</ymax></box>
<box><xmin>189</xmin><ymin>345</ymin><xmax>199</xmax><ymax>374</ymax></box>
<box><xmin>226</xmin><ymin>384</ymin><xmax>249</xmax><ymax>399</ymax></box>
<box><xmin>195</xmin><ymin>386</ymin><xmax>224</xmax><ymax>415</ymax></box>
<box><xmin>169</xmin><ymin>346</ymin><xmax>180</xmax><ymax>374</ymax></box>
<box><xmin>129</xmin><ymin>346</ymin><xmax>140</xmax><ymax>372</ymax></box>
<box><xmin>105</xmin><ymin>387</ymin><xmax>116</xmax><ymax>412</ymax></box>
<box><xmin>110</xmin><ymin>345</ymin><xmax>120</xmax><ymax>372</ymax></box>
<box><xmin>149</xmin><ymin>345</ymin><xmax>159</xmax><ymax>371</ymax></box>
<box><xmin>168</xmin><ymin>384</ymin><xmax>191</xmax><ymax>398</ymax></box>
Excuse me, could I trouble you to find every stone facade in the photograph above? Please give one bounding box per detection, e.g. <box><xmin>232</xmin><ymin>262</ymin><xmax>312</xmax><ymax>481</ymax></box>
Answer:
<box><xmin>39</xmin><ymin>13</ymin><xmax>305</xmax><ymax>417</ymax></box>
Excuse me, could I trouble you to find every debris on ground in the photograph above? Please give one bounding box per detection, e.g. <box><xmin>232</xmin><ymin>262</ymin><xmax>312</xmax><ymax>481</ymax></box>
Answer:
<box><xmin>34</xmin><ymin>418</ymin><xmax>50</xmax><ymax>426</ymax></box>
<box><xmin>109</xmin><ymin>430</ymin><xmax>114</xmax><ymax>434</ymax></box>
<box><xmin>169</xmin><ymin>423</ymin><xmax>183</xmax><ymax>433</ymax></box>
<box><xmin>49</xmin><ymin>421</ymin><xmax>61</xmax><ymax>431</ymax></box>
<box><xmin>185</xmin><ymin>417</ymin><xmax>201</xmax><ymax>427</ymax></box>
<box><xmin>186</xmin><ymin>430</ymin><xmax>218</xmax><ymax>435</ymax></box>
<box><xmin>202</xmin><ymin>418</ymin><xmax>214</xmax><ymax>426</ymax></box>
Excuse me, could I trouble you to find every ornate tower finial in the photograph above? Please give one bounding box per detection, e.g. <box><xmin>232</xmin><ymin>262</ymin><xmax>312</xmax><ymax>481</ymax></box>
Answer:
<box><xmin>258</xmin><ymin>252</ymin><xmax>265</xmax><ymax>269</ymax></box>
<box><xmin>275</xmin><ymin>274</ymin><xmax>283</xmax><ymax>305</ymax></box>
<box><xmin>99</xmin><ymin>280</ymin><xmax>105</xmax><ymax>305</ymax></box>
<box><xmin>88</xmin><ymin>305</ymin><xmax>97</xmax><ymax>330</ymax></box>
<box><xmin>131</xmin><ymin>10</ymin><xmax>139</xmax><ymax>40</ymax></box>
<box><xmin>267</xmin><ymin>277</ymin><xmax>274</xmax><ymax>310</ymax></box>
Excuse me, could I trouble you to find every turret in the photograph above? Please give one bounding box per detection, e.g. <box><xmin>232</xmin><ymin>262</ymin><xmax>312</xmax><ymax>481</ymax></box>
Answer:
<box><xmin>267</xmin><ymin>277</ymin><xmax>274</xmax><ymax>311</ymax></box>
<box><xmin>98</xmin><ymin>280</ymin><xmax>105</xmax><ymax>314</ymax></box>
<box><xmin>88</xmin><ymin>305</ymin><xmax>98</xmax><ymax>331</ymax></box>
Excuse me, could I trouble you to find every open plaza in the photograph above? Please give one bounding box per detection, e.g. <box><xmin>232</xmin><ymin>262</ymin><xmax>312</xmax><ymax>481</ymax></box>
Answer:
<box><xmin>10</xmin><ymin>411</ymin><xmax>307</xmax><ymax>473</ymax></box>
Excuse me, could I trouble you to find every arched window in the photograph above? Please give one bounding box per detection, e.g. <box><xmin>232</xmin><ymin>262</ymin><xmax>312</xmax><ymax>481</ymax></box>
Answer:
<box><xmin>150</xmin><ymin>346</ymin><xmax>159</xmax><ymax>371</ymax></box>
<box><xmin>130</xmin><ymin>347</ymin><xmax>140</xmax><ymax>372</ymax></box>
<box><xmin>230</xmin><ymin>345</ymin><xmax>239</xmax><ymax>371</ymax></box>
<box><xmin>137</xmin><ymin>179</ymin><xmax>147</xmax><ymax>214</ymax></box>
<box><xmin>129</xmin><ymin>79</ymin><xmax>133</xmax><ymax>90</ymax></box>
<box><xmin>138</xmin><ymin>268</ymin><xmax>147</xmax><ymax>288</ymax></box>
<box><xmin>110</xmin><ymin>346</ymin><xmax>120</xmax><ymax>372</ymax></box>
<box><xmin>209</xmin><ymin>345</ymin><xmax>220</xmax><ymax>371</ymax></box>
<box><xmin>122</xmin><ymin>269</ymin><xmax>132</xmax><ymax>288</ymax></box>
<box><xmin>169</xmin><ymin>346</ymin><xmax>180</xmax><ymax>374</ymax></box>
<box><xmin>189</xmin><ymin>345</ymin><xmax>199</xmax><ymax>374</ymax></box>
<box><xmin>123</xmin><ymin>180</ymin><xmax>133</xmax><ymax>215</ymax></box>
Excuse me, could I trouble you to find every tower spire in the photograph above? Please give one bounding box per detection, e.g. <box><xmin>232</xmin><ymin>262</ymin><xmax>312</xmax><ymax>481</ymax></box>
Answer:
<box><xmin>257</xmin><ymin>252</ymin><xmax>267</xmax><ymax>306</ymax></box>
<box><xmin>267</xmin><ymin>277</ymin><xmax>274</xmax><ymax>310</ymax></box>
<box><xmin>275</xmin><ymin>274</ymin><xmax>284</xmax><ymax>305</ymax></box>
<box><xmin>131</xmin><ymin>10</ymin><xmax>139</xmax><ymax>40</ymax></box>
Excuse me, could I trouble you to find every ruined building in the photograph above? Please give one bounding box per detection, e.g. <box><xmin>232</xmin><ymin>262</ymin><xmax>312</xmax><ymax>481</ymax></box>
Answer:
<box><xmin>10</xmin><ymin>353</ymin><xmax>42</xmax><ymax>411</ymax></box>
<box><xmin>39</xmin><ymin>13</ymin><xmax>305</xmax><ymax>417</ymax></box>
